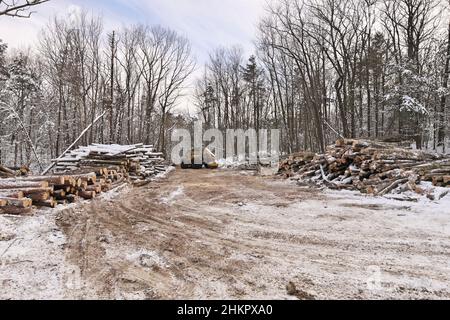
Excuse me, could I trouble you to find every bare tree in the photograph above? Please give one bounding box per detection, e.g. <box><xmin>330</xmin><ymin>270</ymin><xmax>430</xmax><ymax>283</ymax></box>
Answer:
<box><xmin>0</xmin><ymin>0</ymin><xmax>49</xmax><ymax>18</ymax></box>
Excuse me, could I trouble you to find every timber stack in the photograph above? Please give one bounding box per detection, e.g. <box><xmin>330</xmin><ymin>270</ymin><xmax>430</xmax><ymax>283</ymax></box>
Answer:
<box><xmin>279</xmin><ymin>139</ymin><xmax>450</xmax><ymax>196</ymax></box>
<box><xmin>52</xmin><ymin>143</ymin><xmax>166</xmax><ymax>183</ymax></box>
<box><xmin>0</xmin><ymin>143</ymin><xmax>168</xmax><ymax>215</ymax></box>
<box><xmin>0</xmin><ymin>165</ymin><xmax>30</xmax><ymax>178</ymax></box>
<box><xmin>0</xmin><ymin>171</ymin><xmax>125</xmax><ymax>215</ymax></box>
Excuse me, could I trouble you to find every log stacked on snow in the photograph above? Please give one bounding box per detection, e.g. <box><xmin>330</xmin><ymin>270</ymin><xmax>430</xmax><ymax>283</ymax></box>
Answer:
<box><xmin>0</xmin><ymin>143</ymin><xmax>169</xmax><ymax>215</ymax></box>
<box><xmin>0</xmin><ymin>169</ymin><xmax>126</xmax><ymax>215</ymax></box>
<box><xmin>0</xmin><ymin>165</ymin><xmax>29</xmax><ymax>178</ymax></box>
<box><xmin>279</xmin><ymin>139</ymin><xmax>450</xmax><ymax>196</ymax></box>
<box><xmin>0</xmin><ymin>165</ymin><xmax>15</xmax><ymax>178</ymax></box>
<box><xmin>52</xmin><ymin>143</ymin><xmax>166</xmax><ymax>183</ymax></box>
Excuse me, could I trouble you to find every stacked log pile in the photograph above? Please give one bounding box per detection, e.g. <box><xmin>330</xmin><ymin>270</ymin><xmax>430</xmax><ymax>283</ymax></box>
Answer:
<box><xmin>0</xmin><ymin>143</ymin><xmax>168</xmax><ymax>215</ymax></box>
<box><xmin>0</xmin><ymin>170</ymin><xmax>125</xmax><ymax>215</ymax></box>
<box><xmin>279</xmin><ymin>139</ymin><xmax>450</xmax><ymax>196</ymax></box>
<box><xmin>52</xmin><ymin>143</ymin><xmax>166</xmax><ymax>183</ymax></box>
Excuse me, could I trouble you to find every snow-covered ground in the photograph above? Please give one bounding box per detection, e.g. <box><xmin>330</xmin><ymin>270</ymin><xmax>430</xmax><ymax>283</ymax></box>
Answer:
<box><xmin>0</xmin><ymin>168</ymin><xmax>449</xmax><ymax>299</ymax></box>
<box><xmin>0</xmin><ymin>208</ymin><xmax>68</xmax><ymax>299</ymax></box>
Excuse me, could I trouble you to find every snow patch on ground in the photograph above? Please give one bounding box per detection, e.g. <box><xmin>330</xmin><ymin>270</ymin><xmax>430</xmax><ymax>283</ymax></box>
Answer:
<box><xmin>217</xmin><ymin>158</ymin><xmax>258</xmax><ymax>170</ymax></box>
<box><xmin>160</xmin><ymin>186</ymin><xmax>184</xmax><ymax>205</ymax></box>
<box><xmin>0</xmin><ymin>167</ymin><xmax>178</xmax><ymax>300</ymax></box>
<box><xmin>98</xmin><ymin>183</ymin><xmax>130</xmax><ymax>201</ymax></box>
<box><xmin>155</xmin><ymin>165</ymin><xmax>176</xmax><ymax>180</ymax></box>
<box><xmin>126</xmin><ymin>249</ymin><xmax>169</xmax><ymax>269</ymax></box>
<box><xmin>0</xmin><ymin>211</ymin><xmax>68</xmax><ymax>299</ymax></box>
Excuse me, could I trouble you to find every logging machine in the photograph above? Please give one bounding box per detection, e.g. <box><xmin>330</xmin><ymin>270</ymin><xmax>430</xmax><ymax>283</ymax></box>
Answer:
<box><xmin>181</xmin><ymin>148</ymin><xmax>219</xmax><ymax>169</ymax></box>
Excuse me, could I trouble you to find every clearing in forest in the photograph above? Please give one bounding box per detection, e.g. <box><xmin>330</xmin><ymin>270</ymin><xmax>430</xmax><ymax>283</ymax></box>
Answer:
<box><xmin>1</xmin><ymin>169</ymin><xmax>449</xmax><ymax>299</ymax></box>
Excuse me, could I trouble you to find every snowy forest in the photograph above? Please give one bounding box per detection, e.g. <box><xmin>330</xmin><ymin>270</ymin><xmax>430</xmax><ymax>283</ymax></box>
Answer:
<box><xmin>2</xmin><ymin>0</ymin><xmax>450</xmax><ymax>302</ymax></box>
<box><xmin>1</xmin><ymin>0</ymin><xmax>450</xmax><ymax>170</ymax></box>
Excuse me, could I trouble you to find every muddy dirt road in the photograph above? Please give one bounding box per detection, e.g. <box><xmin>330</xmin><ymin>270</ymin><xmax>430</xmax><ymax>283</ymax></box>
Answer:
<box><xmin>1</xmin><ymin>169</ymin><xmax>449</xmax><ymax>299</ymax></box>
<box><xmin>53</xmin><ymin>169</ymin><xmax>450</xmax><ymax>300</ymax></box>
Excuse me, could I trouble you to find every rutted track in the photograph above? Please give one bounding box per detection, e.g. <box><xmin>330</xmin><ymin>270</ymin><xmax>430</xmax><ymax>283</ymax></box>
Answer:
<box><xmin>55</xmin><ymin>169</ymin><xmax>450</xmax><ymax>299</ymax></box>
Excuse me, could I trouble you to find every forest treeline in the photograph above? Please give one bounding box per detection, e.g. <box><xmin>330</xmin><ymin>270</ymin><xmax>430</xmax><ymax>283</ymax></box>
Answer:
<box><xmin>0</xmin><ymin>13</ymin><xmax>194</xmax><ymax>167</ymax></box>
<box><xmin>196</xmin><ymin>0</ymin><xmax>449</xmax><ymax>154</ymax></box>
<box><xmin>0</xmin><ymin>0</ymin><xmax>449</xmax><ymax>169</ymax></box>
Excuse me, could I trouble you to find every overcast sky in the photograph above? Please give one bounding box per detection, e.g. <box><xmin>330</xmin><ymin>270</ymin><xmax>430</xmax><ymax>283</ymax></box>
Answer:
<box><xmin>0</xmin><ymin>0</ymin><xmax>267</xmax><ymax>63</ymax></box>
<box><xmin>0</xmin><ymin>0</ymin><xmax>268</xmax><ymax>112</ymax></box>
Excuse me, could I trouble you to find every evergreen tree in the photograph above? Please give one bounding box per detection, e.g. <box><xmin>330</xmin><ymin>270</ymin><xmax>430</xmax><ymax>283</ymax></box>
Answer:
<box><xmin>242</xmin><ymin>55</ymin><xmax>265</xmax><ymax>130</ymax></box>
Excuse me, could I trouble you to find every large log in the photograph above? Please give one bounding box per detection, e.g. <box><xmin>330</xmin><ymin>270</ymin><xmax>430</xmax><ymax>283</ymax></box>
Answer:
<box><xmin>0</xmin><ymin>165</ymin><xmax>16</xmax><ymax>176</ymax></box>
<box><xmin>1</xmin><ymin>175</ymin><xmax>65</xmax><ymax>185</ymax></box>
<box><xmin>33</xmin><ymin>199</ymin><xmax>57</xmax><ymax>208</ymax></box>
<box><xmin>85</xmin><ymin>184</ymin><xmax>102</xmax><ymax>193</ymax></box>
<box><xmin>0</xmin><ymin>180</ymin><xmax>48</xmax><ymax>190</ymax></box>
<box><xmin>0</xmin><ymin>191</ymin><xmax>24</xmax><ymax>199</ymax></box>
<box><xmin>27</xmin><ymin>192</ymin><xmax>51</xmax><ymax>202</ymax></box>
<box><xmin>2</xmin><ymin>187</ymin><xmax>53</xmax><ymax>197</ymax></box>
<box><xmin>0</xmin><ymin>197</ymin><xmax>33</xmax><ymax>208</ymax></box>
<box><xmin>79</xmin><ymin>190</ymin><xmax>96</xmax><ymax>200</ymax></box>
<box><xmin>0</xmin><ymin>206</ymin><xmax>33</xmax><ymax>215</ymax></box>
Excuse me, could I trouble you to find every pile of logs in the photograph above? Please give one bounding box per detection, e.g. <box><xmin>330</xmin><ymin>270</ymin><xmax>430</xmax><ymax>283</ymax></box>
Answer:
<box><xmin>0</xmin><ymin>143</ymin><xmax>168</xmax><ymax>215</ymax></box>
<box><xmin>279</xmin><ymin>139</ymin><xmax>450</xmax><ymax>196</ymax></box>
<box><xmin>52</xmin><ymin>143</ymin><xmax>166</xmax><ymax>183</ymax></box>
<box><xmin>0</xmin><ymin>165</ymin><xmax>29</xmax><ymax>178</ymax></box>
<box><xmin>0</xmin><ymin>169</ymin><xmax>125</xmax><ymax>215</ymax></box>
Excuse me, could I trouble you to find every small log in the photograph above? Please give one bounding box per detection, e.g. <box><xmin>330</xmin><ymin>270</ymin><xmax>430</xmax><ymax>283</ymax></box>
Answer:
<box><xmin>69</xmin><ymin>173</ymin><xmax>97</xmax><ymax>184</ymax></box>
<box><xmin>377</xmin><ymin>178</ymin><xmax>409</xmax><ymax>196</ymax></box>
<box><xmin>53</xmin><ymin>190</ymin><xmax>66</xmax><ymax>200</ymax></box>
<box><xmin>27</xmin><ymin>192</ymin><xmax>50</xmax><ymax>202</ymax></box>
<box><xmin>79</xmin><ymin>181</ymin><xmax>88</xmax><ymax>189</ymax></box>
<box><xmin>0</xmin><ymin>165</ymin><xmax>16</xmax><ymax>176</ymax></box>
<box><xmin>0</xmin><ymin>197</ymin><xmax>33</xmax><ymax>208</ymax></box>
<box><xmin>79</xmin><ymin>190</ymin><xmax>96</xmax><ymax>200</ymax></box>
<box><xmin>33</xmin><ymin>199</ymin><xmax>57</xmax><ymax>208</ymax></box>
<box><xmin>101</xmin><ymin>183</ymin><xmax>112</xmax><ymax>192</ymax></box>
<box><xmin>62</xmin><ymin>177</ymin><xmax>76</xmax><ymax>187</ymax></box>
<box><xmin>85</xmin><ymin>184</ymin><xmax>102</xmax><ymax>193</ymax></box>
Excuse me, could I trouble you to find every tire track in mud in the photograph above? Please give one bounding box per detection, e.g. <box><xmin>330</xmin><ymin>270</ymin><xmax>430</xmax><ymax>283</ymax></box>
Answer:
<box><xmin>55</xmin><ymin>170</ymin><xmax>310</xmax><ymax>298</ymax></box>
<box><xmin>56</xmin><ymin>169</ymin><xmax>450</xmax><ymax>299</ymax></box>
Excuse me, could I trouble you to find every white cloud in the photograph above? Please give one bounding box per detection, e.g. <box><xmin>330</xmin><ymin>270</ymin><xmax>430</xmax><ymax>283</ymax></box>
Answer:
<box><xmin>0</xmin><ymin>0</ymin><xmax>268</xmax><ymax>112</ymax></box>
<box><xmin>114</xmin><ymin>0</ymin><xmax>266</xmax><ymax>61</ymax></box>
<box><xmin>1</xmin><ymin>0</ymin><xmax>266</xmax><ymax>60</ymax></box>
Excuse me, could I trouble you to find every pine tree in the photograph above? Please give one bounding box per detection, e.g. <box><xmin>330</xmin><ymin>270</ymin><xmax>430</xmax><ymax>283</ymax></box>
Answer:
<box><xmin>242</xmin><ymin>55</ymin><xmax>265</xmax><ymax>131</ymax></box>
